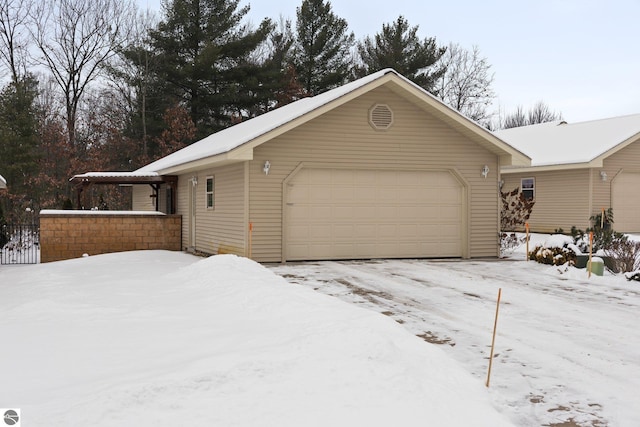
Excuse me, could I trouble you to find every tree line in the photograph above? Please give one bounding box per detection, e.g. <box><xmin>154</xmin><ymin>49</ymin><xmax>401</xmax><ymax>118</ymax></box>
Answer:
<box><xmin>0</xmin><ymin>0</ymin><xmax>560</xmax><ymax>221</ymax></box>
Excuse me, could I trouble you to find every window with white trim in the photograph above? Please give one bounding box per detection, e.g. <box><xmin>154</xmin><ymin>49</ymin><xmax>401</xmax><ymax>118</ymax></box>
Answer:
<box><xmin>206</xmin><ymin>176</ymin><xmax>215</xmax><ymax>209</ymax></box>
<box><xmin>521</xmin><ymin>177</ymin><xmax>535</xmax><ymax>200</ymax></box>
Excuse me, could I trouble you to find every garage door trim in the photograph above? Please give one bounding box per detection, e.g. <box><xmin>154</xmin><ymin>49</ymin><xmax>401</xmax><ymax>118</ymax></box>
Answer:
<box><xmin>281</xmin><ymin>162</ymin><xmax>469</xmax><ymax>261</ymax></box>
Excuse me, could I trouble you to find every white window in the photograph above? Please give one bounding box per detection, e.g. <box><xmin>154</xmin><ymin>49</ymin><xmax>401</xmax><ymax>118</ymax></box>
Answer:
<box><xmin>521</xmin><ymin>177</ymin><xmax>535</xmax><ymax>200</ymax></box>
<box><xmin>206</xmin><ymin>176</ymin><xmax>214</xmax><ymax>209</ymax></box>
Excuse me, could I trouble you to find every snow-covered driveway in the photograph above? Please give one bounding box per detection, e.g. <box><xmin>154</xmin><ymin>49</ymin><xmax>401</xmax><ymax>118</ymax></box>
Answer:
<box><xmin>268</xmin><ymin>259</ymin><xmax>640</xmax><ymax>427</ymax></box>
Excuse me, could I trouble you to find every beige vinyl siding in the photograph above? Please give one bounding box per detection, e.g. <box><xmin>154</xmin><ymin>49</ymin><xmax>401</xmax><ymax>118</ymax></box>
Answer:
<box><xmin>132</xmin><ymin>184</ymin><xmax>168</xmax><ymax>213</ymax></box>
<box><xmin>501</xmin><ymin>169</ymin><xmax>591</xmax><ymax>233</ymax></box>
<box><xmin>596</xmin><ymin>138</ymin><xmax>640</xmax><ymax>231</ymax></box>
<box><xmin>132</xmin><ymin>185</ymin><xmax>155</xmax><ymax>211</ymax></box>
<box><xmin>176</xmin><ymin>163</ymin><xmax>246</xmax><ymax>255</ymax></box>
<box><xmin>248</xmin><ymin>86</ymin><xmax>499</xmax><ymax>262</ymax></box>
<box><xmin>595</xmin><ymin>137</ymin><xmax>640</xmax><ymax>211</ymax></box>
<box><xmin>176</xmin><ymin>174</ymin><xmax>190</xmax><ymax>250</ymax></box>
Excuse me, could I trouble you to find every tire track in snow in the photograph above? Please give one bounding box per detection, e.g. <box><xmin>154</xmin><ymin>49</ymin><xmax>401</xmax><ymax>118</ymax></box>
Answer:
<box><xmin>270</xmin><ymin>260</ymin><xmax>640</xmax><ymax>426</ymax></box>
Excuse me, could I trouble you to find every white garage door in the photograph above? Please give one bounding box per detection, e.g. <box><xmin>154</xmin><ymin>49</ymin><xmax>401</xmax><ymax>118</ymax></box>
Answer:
<box><xmin>285</xmin><ymin>168</ymin><xmax>463</xmax><ymax>261</ymax></box>
<box><xmin>612</xmin><ymin>171</ymin><xmax>640</xmax><ymax>232</ymax></box>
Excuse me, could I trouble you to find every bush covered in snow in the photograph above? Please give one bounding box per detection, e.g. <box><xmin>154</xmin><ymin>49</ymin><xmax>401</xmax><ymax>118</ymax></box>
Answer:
<box><xmin>529</xmin><ymin>245</ymin><xmax>577</xmax><ymax>266</ymax></box>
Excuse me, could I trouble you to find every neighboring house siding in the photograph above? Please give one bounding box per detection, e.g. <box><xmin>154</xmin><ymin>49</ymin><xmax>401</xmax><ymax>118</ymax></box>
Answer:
<box><xmin>177</xmin><ymin>163</ymin><xmax>246</xmax><ymax>256</ymax></box>
<box><xmin>248</xmin><ymin>86</ymin><xmax>499</xmax><ymax>262</ymax></box>
<box><xmin>598</xmin><ymin>138</ymin><xmax>640</xmax><ymax>231</ymax></box>
<box><xmin>502</xmin><ymin>169</ymin><xmax>591</xmax><ymax>233</ymax></box>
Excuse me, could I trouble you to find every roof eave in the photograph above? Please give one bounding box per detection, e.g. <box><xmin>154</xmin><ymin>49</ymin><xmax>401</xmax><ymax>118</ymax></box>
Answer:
<box><xmin>501</xmin><ymin>161</ymin><xmax>600</xmax><ymax>174</ymax></box>
<box><xmin>155</xmin><ymin>148</ymin><xmax>254</xmax><ymax>175</ymax></box>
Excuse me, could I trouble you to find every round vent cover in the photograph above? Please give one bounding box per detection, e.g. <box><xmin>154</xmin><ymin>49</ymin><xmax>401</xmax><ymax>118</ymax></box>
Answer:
<box><xmin>369</xmin><ymin>104</ymin><xmax>394</xmax><ymax>130</ymax></box>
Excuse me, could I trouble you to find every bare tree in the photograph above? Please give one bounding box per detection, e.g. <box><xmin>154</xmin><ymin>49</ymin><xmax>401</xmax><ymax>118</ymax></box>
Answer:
<box><xmin>497</xmin><ymin>101</ymin><xmax>563</xmax><ymax>129</ymax></box>
<box><xmin>436</xmin><ymin>43</ymin><xmax>495</xmax><ymax>125</ymax></box>
<box><xmin>0</xmin><ymin>0</ymin><xmax>33</xmax><ymax>85</ymax></box>
<box><xmin>527</xmin><ymin>100</ymin><xmax>563</xmax><ymax>125</ymax></box>
<box><xmin>31</xmin><ymin>0</ymin><xmax>134</xmax><ymax>147</ymax></box>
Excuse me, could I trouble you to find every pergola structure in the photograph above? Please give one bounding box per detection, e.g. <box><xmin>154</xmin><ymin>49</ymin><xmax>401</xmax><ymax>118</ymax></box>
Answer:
<box><xmin>69</xmin><ymin>172</ymin><xmax>178</xmax><ymax>212</ymax></box>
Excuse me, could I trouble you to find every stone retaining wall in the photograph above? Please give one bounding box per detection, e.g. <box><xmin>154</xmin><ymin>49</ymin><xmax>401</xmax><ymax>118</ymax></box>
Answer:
<box><xmin>40</xmin><ymin>211</ymin><xmax>181</xmax><ymax>263</ymax></box>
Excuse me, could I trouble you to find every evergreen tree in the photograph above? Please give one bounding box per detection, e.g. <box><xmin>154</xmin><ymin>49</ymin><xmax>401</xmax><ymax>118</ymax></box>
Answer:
<box><xmin>0</xmin><ymin>75</ymin><xmax>40</xmax><ymax>199</ymax></box>
<box><xmin>149</xmin><ymin>0</ymin><xmax>273</xmax><ymax>138</ymax></box>
<box><xmin>293</xmin><ymin>0</ymin><xmax>355</xmax><ymax>95</ymax></box>
<box><xmin>357</xmin><ymin>16</ymin><xmax>446</xmax><ymax>94</ymax></box>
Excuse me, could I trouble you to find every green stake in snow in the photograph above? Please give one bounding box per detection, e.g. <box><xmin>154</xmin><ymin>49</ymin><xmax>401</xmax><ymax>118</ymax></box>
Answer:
<box><xmin>486</xmin><ymin>288</ymin><xmax>502</xmax><ymax>387</ymax></box>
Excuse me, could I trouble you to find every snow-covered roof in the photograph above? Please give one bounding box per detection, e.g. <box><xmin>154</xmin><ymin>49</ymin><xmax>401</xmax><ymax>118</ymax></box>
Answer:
<box><xmin>69</xmin><ymin>171</ymin><xmax>172</xmax><ymax>186</ymax></box>
<box><xmin>0</xmin><ymin>174</ymin><xmax>6</xmax><ymax>189</ymax></box>
<box><xmin>71</xmin><ymin>172</ymin><xmax>159</xmax><ymax>179</ymax></box>
<box><xmin>496</xmin><ymin>114</ymin><xmax>640</xmax><ymax>168</ymax></box>
<box><xmin>137</xmin><ymin>69</ymin><xmax>528</xmax><ymax>174</ymax></box>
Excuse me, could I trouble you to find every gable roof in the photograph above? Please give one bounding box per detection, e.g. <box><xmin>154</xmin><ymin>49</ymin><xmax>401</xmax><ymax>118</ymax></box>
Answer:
<box><xmin>497</xmin><ymin>114</ymin><xmax>640</xmax><ymax>171</ymax></box>
<box><xmin>137</xmin><ymin>69</ymin><xmax>529</xmax><ymax>175</ymax></box>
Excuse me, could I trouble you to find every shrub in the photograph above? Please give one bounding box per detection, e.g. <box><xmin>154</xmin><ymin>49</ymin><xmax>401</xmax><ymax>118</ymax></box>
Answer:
<box><xmin>499</xmin><ymin>187</ymin><xmax>535</xmax><ymax>257</ymax></box>
<box><xmin>529</xmin><ymin>245</ymin><xmax>577</xmax><ymax>266</ymax></box>
<box><xmin>604</xmin><ymin>235</ymin><xmax>640</xmax><ymax>273</ymax></box>
<box><xmin>500</xmin><ymin>187</ymin><xmax>535</xmax><ymax>232</ymax></box>
<box><xmin>499</xmin><ymin>232</ymin><xmax>523</xmax><ymax>257</ymax></box>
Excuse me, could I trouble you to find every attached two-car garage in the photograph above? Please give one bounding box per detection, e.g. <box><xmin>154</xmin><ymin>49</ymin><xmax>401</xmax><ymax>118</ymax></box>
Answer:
<box><xmin>284</xmin><ymin>168</ymin><xmax>465</xmax><ymax>261</ymax></box>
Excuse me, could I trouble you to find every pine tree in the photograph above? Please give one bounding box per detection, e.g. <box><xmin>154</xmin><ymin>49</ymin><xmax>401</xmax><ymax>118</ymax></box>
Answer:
<box><xmin>149</xmin><ymin>0</ymin><xmax>273</xmax><ymax>138</ymax></box>
<box><xmin>0</xmin><ymin>76</ymin><xmax>40</xmax><ymax>200</ymax></box>
<box><xmin>357</xmin><ymin>16</ymin><xmax>446</xmax><ymax>94</ymax></box>
<box><xmin>293</xmin><ymin>0</ymin><xmax>355</xmax><ymax>95</ymax></box>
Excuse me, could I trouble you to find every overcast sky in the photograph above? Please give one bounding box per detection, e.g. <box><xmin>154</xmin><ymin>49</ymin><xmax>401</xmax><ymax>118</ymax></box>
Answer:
<box><xmin>140</xmin><ymin>0</ymin><xmax>640</xmax><ymax>123</ymax></box>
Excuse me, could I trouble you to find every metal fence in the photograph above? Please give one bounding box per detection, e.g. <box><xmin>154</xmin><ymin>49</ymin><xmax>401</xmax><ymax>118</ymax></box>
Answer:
<box><xmin>1</xmin><ymin>223</ymin><xmax>40</xmax><ymax>264</ymax></box>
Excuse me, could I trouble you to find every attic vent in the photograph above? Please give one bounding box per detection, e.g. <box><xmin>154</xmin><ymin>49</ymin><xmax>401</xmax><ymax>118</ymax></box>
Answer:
<box><xmin>369</xmin><ymin>104</ymin><xmax>393</xmax><ymax>130</ymax></box>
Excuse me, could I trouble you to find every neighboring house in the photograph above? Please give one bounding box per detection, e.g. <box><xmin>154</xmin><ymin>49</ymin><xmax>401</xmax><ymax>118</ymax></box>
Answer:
<box><xmin>120</xmin><ymin>69</ymin><xmax>528</xmax><ymax>262</ymax></box>
<box><xmin>497</xmin><ymin>114</ymin><xmax>640</xmax><ymax>233</ymax></box>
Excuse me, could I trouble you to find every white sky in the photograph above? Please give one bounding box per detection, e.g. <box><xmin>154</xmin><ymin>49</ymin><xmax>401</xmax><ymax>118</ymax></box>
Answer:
<box><xmin>139</xmin><ymin>0</ymin><xmax>640</xmax><ymax>123</ymax></box>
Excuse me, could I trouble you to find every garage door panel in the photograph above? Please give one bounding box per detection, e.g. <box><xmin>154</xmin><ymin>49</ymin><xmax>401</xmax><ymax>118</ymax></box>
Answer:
<box><xmin>440</xmin><ymin>205</ymin><xmax>461</xmax><ymax>218</ymax></box>
<box><xmin>354</xmin><ymin>187</ymin><xmax>376</xmax><ymax>202</ymax></box>
<box><xmin>286</xmin><ymin>168</ymin><xmax>463</xmax><ymax>260</ymax></box>
<box><xmin>355</xmin><ymin>170</ymin><xmax>376</xmax><ymax>184</ymax></box>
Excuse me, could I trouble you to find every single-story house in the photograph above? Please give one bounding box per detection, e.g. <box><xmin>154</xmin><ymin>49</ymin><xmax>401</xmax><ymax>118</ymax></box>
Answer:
<box><xmin>497</xmin><ymin>114</ymin><xmax>640</xmax><ymax>233</ymax></box>
<box><xmin>84</xmin><ymin>69</ymin><xmax>529</xmax><ymax>262</ymax></box>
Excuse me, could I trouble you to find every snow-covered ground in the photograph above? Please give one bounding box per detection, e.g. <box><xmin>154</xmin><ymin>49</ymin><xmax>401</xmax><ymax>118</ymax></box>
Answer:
<box><xmin>2</xmin><ymin>237</ymin><xmax>638</xmax><ymax>426</ymax></box>
<box><xmin>0</xmin><ymin>251</ymin><xmax>513</xmax><ymax>427</ymax></box>
<box><xmin>269</xmin><ymin>235</ymin><xmax>640</xmax><ymax>427</ymax></box>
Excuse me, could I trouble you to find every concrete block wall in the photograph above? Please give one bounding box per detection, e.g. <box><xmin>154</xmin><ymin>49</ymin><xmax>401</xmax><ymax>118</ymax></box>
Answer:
<box><xmin>40</xmin><ymin>212</ymin><xmax>182</xmax><ymax>263</ymax></box>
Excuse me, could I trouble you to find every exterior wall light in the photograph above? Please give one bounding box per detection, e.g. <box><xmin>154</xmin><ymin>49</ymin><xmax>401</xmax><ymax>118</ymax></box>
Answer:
<box><xmin>263</xmin><ymin>161</ymin><xmax>271</xmax><ymax>175</ymax></box>
<box><xmin>481</xmin><ymin>165</ymin><xmax>490</xmax><ymax>178</ymax></box>
<box><xmin>600</xmin><ymin>171</ymin><xmax>607</xmax><ymax>182</ymax></box>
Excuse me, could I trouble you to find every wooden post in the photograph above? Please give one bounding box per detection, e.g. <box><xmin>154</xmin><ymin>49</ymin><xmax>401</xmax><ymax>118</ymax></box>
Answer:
<box><xmin>525</xmin><ymin>222</ymin><xmax>530</xmax><ymax>261</ymax></box>
<box><xmin>588</xmin><ymin>231</ymin><xmax>593</xmax><ymax>278</ymax></box>
<box><xmin>486</xmin><ymin>288</ymin><xmax>502</xmax><ymax>388</ymax></box>
<box><xmin>601</xmin><ymin>207</ymin><xmax>605</xmax><ymax>229</ymax></box>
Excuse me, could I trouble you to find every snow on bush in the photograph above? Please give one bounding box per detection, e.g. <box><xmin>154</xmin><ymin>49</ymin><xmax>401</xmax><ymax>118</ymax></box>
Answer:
<box><xmin>528</xmin><ymin>234</ymin><xmax>576</xmax><ymax>266</ymax></box>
